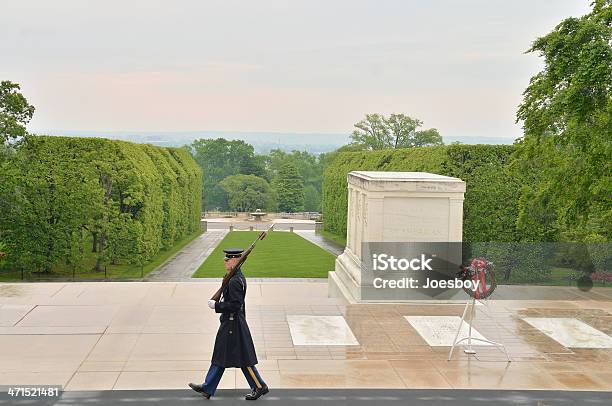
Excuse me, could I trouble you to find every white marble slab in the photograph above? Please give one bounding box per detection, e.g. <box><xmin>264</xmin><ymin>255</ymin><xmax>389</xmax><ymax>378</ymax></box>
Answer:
<box><xmin>287</xmin><ymin>315</ymin><xmax>359</xmax><ymax>346</ymax></box>
<box><xmin>404</xmin><ymin>316</ymin><xmax>492</xmax><ymax>346</ymax></box>
<box><xmin>522</xmin><ymin>317</ymin><xmax>612</xmax><ymax>349</ymax></box>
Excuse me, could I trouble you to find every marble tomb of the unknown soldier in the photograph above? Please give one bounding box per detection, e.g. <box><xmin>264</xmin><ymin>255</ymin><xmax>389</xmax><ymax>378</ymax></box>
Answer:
<box><xmin>329</xmin><ymin>171</ymin><xmax>466</xmax><ymax>303</ymax></box>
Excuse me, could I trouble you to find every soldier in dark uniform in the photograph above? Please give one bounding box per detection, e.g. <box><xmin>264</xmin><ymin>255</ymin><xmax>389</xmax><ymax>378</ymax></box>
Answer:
<box><xmin>189</xmin><ymin>248</ymin><xmax>268</xmax><ymax>400</ymax></box>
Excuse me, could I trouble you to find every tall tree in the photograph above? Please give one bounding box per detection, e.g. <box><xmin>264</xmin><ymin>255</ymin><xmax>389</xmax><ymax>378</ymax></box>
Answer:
<box><xmin>219</xmin><ymin>174</ymin><xmax>276</xmax><ymax>212</ymax></box>
<box><xmin>303</xmin><ymin>185</ymin><xmax>321</xmax><ymax>212</ymax></box>
<box><xmin>384</xmin><ymin>113</ymin><xmax>420</xmax><ymax>148</ymax></box>
<box><xmin>190</xmin><ymin>138</ymin><xmax>265</xmax><ymax>210</ymax></box>
<box><xmin>265</xmin><ymin>148</ymin><xmax>325</xmax><ymax>205</ymax></box>
<box><xmin>516</xmin><ymin>0</ymin><xmax>611</xmax><ymax>240</ymax></box>
<box><xmin>413</xmin><ymin>128</ymin><xmax>443</xmax><ymax>147</ymax></box>
<box><xmin>239</xmin><ymin>154</ymin><xmax>267</xmax><ymax>180</ymax></box>
<box><xmin>0</xmin><ymin>81</ymin><xmax>35</xmax><ymax>144</ymax></box>
<box><xmin>350</xmin><ymin>113</ymin><xmax>443</xmax><ymax>150</ymax></box>
<box><xmin>350</xmin><ymin>114</ymin><xmax>390</xmax><ymax>150</ymax></box>
<box><xmin>274</xmin><ymin>161</ymin><xmax>304</xmax><ymax>212</ymax></box>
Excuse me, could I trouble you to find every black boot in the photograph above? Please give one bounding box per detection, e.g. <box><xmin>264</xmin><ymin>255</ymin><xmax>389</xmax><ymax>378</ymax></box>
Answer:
<box><xmin>188</xmin><ymin>383</ymin><xmax>211</xmax><ymax>399</ymax></box>
<box><xmin>245</xmin><ymin>385</ymin><xmax>269</xmax><ymax>400</ymax></box>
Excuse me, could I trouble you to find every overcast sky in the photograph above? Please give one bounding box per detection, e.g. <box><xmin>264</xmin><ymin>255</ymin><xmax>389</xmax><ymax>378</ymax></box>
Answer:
<box><xmin>1</xmin><ymin>0</ymin><xmax>591</xmax><ymax>139</ymax></box>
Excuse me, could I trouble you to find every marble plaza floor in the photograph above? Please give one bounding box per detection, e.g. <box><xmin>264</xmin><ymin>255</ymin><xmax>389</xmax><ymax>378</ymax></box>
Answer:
<box><xmin>0</xmin><ymin>281</ymin><xmax>611</xmax><ymax>392</ymax></box>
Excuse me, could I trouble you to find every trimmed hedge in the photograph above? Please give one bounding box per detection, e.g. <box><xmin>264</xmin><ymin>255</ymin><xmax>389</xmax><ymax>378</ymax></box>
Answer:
<box><xmin>0</xmin><ymin>136</ymin><xmax>202</xmax><ymax>272</ymax></box>
<box><xmin>322</xmin><ymin>144</ymin><xmax>519</xmax><ymax>242</ymax></box>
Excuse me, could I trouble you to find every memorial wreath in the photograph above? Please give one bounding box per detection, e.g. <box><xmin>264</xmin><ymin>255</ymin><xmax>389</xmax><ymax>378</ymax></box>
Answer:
<box><xmin>457</xmin><ymin>256</ymin><xmax>497</xmax><ymax>299</ymax></box>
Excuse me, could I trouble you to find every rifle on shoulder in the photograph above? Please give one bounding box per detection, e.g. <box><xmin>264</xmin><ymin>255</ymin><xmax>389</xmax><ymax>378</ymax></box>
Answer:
<box><xmin>210</xmin><ymin>224</ymin><xmax>274</xmax><ymax>301</ymax></box>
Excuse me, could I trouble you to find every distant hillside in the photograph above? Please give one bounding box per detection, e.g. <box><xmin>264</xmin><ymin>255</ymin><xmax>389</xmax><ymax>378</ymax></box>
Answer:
<box><xmin>41</xmin><ymin>130</ymin><xmax>516</xmax><ymax>154</ymax></box>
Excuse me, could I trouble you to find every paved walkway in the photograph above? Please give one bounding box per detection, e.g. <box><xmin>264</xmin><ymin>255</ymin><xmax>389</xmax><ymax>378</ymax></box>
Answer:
<box><xmin>1</xmin><ymin>281</ymin><xmax>611</xmax><ymax>392</ymax></box>
<box><xmin>145</xmin><ymin>231</ymin><xmax>227</xmax><ymax>281</ymax></box>
<box><xmin>295</xmin><ymin>231</ymin><xmax>344</xmax><ymax>256</ymax></box>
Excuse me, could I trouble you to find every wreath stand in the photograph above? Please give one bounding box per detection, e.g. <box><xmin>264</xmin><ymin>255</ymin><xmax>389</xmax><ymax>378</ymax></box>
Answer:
<box><xmin>447</xmin><ymin>296</ymin><xmax>510</xmax><ymax>361</ymax></box>
<box><xmin>447</xmin><ymin>257</ymin><xmax>510</xmax><ymax>362</ymax></box>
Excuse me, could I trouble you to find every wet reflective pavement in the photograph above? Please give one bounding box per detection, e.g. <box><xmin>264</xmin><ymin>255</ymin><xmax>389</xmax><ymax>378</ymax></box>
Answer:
<box><xmin>0</xmin><ymin>282</ymin><xmax>611</xmax><ymax>392</ymax></box>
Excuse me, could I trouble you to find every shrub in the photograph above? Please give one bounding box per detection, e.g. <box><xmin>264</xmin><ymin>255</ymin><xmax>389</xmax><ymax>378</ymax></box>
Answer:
<box><xmin>0</xmin><ymin>136</ymin><xmax>202</xmax><ymax>273</ymax></box>
<box><xmin>322</xmin><ymin>144</ymin><xmax>518</xmax><ymax>242</ymax></box>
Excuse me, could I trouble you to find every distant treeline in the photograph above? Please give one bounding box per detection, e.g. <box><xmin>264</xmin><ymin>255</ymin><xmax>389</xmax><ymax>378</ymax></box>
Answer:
<box><xmin>188</xmin><ymin>112</ymin><xmax>445</xmax><ymax>214</ymax></box>
<box><xmin>190</xmin><ymin>138</ymin><xmax>333</xmax><ymax>213</ymax></box>
<box><xmin>0</xmin><ymin>136</ymin><xmax>202</xmax><ymax>273</ymax></box>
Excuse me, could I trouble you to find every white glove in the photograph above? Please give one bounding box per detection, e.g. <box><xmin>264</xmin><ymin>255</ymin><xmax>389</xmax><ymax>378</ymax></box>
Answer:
<box><xmin>208</xmin><ymin>300</ymin><xmax>216</xmax><ymax>309</ymax></box>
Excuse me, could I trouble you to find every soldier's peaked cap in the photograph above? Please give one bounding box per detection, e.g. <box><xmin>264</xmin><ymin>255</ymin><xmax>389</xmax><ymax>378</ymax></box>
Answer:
<box><xmin>223</xmin><ymin>248</ymin><xmax>244</xmax><ymax>259</ymax></box>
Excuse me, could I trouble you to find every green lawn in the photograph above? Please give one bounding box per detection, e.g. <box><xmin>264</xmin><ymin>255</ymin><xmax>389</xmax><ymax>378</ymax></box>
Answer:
<box><xmin>192</xmin><ymin>231</ymin><xmax>336</xmax><ymax>278</ymax></box>
<box><xmin>0</xmin><ymin>230</ymin><xmax>203</xmax><ymax>282</ymax></box>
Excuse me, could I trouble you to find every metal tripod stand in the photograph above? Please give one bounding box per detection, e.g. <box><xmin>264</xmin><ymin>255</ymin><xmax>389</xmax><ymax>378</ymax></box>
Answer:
<box><xmin>448</xmin><ymin>296</ymin><xmax>511</xmax><ymax>361</ymax></box>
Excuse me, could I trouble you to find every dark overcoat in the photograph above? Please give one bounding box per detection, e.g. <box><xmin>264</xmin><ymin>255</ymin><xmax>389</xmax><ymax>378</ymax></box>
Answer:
<box><xmin>211</xmin><ymin>269</ymin><xmax>258</xmax><ymax>367</ymax></box>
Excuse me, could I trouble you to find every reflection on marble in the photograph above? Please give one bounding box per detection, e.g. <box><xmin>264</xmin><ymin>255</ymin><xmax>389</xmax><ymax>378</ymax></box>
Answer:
<box><xmin>404</xmin><ymin>316</ymin><xmax>491</xmax><ymax>347</ymax></box>
<box><xmin>2</xmin><ymin>281</ymin><xmax>612</xmax><ymax>390</ymax></box>
<box><xmin>287</xmin><ymin>315</ymin><xmax>359</xmax><ymax>346</ymax></box>
<box><xmin>522</xmin><ymin>317</ymin><xmax>612</xmax><ymax>349</ymax></box>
